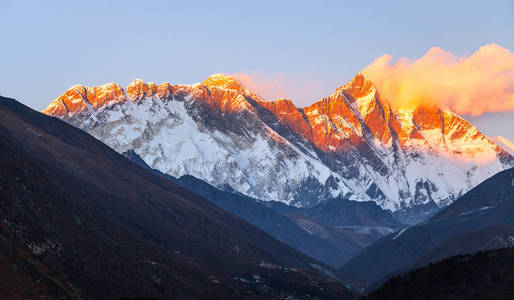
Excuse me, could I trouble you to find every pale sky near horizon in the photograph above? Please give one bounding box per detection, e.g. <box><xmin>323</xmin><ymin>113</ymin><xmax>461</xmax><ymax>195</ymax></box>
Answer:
<box><xmin>1</xmin><ymin>0</ymin><xmax>513</xmax><ymax>140</ymax></box>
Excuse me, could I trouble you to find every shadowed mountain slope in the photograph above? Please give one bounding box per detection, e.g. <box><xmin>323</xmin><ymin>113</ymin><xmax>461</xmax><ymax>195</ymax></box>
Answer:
<box><xmin>123</xmin><ymin>149</ymin><xmax>402</xmax><ymax>268</ymax></box>
<box><xmin>342</xmin><ymin>167</ymin><xmax>514</xmax><ymax>286</ymax></box>
<box><xmin>0</xmin><ymin>96</ymin><xmax>355</xmax><ymax>299</ymax></box>
<box><xmin>363</xmin><ymin>247</ymin><xmax>514</xmax><ymax>299</ymax></box>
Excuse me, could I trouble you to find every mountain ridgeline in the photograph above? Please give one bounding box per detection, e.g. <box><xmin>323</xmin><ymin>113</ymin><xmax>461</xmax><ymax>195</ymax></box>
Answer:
<box><xmin>2</xmin><ymin>69</ymin><xmax>513</xmax><ymax>299</ymax></box>
<box><xmin>363</xmin><ymin>247</ymin><xmax>514</xmax><ymax>299</ymax></box>
<box><xmin>122</xmin><ymin>149</ymin><xmax>402</xmax><ymax>268</ymax></box>
<box><xmin>42</xmin><ymin>73</ymin><xmax>514</xmax><ymax>223</ymax></box>
<box><xmin>342</xmin><ymin>166</ymin><xmax>514</xmax><ymax>287</ymax></box>
<box><xmin>0</xmin><ymin>96</ymin><xmax>356</xmax><ymax>299</ymax></box>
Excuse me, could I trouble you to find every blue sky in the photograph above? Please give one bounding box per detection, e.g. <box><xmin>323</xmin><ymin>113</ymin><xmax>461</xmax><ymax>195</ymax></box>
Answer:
<box><xmin>1</xmin><ymin>0</ymin><xmax>513</xmax><ymax>139</ymax></box>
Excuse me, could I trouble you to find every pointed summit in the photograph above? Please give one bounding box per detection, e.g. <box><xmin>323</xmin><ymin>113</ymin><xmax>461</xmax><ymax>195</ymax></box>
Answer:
<box><xmin>339</xmin><ymin>73</ymin><xmax>376</xmax><ymax>101</ymax></box>
<box><xmin>201</xmin><ymin>73</ymin><xmax>248</xmax><ymax>94</ymax></box>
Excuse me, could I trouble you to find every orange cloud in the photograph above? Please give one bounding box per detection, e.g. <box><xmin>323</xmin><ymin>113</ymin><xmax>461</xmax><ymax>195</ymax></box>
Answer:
<box><xmin>362</xmin><ymin>43</ymin><xmax>514</xmax><ymax>116</ymax></box>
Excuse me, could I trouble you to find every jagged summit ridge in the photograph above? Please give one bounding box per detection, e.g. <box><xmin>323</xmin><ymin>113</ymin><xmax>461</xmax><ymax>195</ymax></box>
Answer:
<box><xmin>43</xmin><ymin>74</ymin><xmax>260</xmax><ymax>117</ymax></box>
<box><xmin>43</xmin><ymin>79</ymin><xmax>171</xmax><ymax>117</ymax></box>
<box><xmin>42</xmin><ymin>73</ymin><xmax>514</xmax><ymax>216</ymax></box>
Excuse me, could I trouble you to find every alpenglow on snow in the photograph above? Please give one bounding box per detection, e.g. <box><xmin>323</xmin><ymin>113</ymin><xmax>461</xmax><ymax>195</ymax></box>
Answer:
<box><xmin>43</xmin><ymin>73</ymin><xmax>514</xmax><ymax>215</ymax></box>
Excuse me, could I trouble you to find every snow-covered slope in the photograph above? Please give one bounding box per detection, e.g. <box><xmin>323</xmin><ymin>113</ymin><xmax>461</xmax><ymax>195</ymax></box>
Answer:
<box><xmin>43</xmin><ymin>73</ymin><xmax>514</xmax><ymax>215</ymax></box>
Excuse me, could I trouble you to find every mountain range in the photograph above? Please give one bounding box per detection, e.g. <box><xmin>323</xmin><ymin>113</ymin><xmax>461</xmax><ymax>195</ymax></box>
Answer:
<box><xmin>122</xmin><ymin>149</ymin><xmax>402</xmax><ymax>267</ymax></box>
<box><xmin>3</xmin><ymin>70</ymin><xmax>513</xmax><ymax>298</ymax></box>
<box><xmin>0</xmin><ymin>95</ymin><xmax>356</xmax><ymax>299</ymax></box>
<box><xmin>42</xmin><ymin>73</ymin><xmax>514</xmax><ymax>223</ymax></box>
<box><xmin>342</xmin><ymin>166</ymin><xmax>514</xmax><ymax>287</ymax></box>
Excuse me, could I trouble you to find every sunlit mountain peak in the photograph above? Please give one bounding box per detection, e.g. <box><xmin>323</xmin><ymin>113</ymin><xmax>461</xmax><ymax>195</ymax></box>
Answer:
<box><xmin>201</xmin><ymin>73</ymin><xmax>248</xmax><ymax>94</ymax></box>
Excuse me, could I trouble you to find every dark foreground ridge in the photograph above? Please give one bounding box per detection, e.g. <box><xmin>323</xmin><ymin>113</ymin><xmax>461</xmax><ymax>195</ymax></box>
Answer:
<box><xmin>0</xmin><ymin>96</ymin><xmax>355</xmax><ymax>299</ymax></box>
<box><xmin>123</xmin><ymin>149</ymin><xmax>402</xmax><ymax>269</ymax></box>
<box><xmin>363</xmin><ymin>247</ymin><xmax>514</xmax><ymax>299</ymax></box>
<box><xmin>342</xmin><ymin>166</ymin><xmax>514</xmax><ymax>287</ymax></box>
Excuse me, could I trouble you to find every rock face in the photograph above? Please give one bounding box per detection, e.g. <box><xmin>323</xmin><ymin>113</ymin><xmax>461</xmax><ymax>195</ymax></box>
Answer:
<box><xmin>43</xmin><ymin>73</ymin><xmax>514</xmax><ymax>219</ymax></box>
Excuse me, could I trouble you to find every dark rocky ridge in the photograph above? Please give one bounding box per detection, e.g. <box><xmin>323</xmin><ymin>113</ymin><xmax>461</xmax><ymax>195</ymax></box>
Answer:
<box><xmin>0</xmin><ymin>96</ymin><xmax>355</xmax><ymax>299</ymax></box>
<box><xmin>363</xmin><ymin>247</ymin><xmax>514</xmax><ymax>299</ymax></box>
<box><xmin>123</xmin><ymin>149</ymin><xmax>402</xmax><ymax>268</ymax></box>
<box><xmin>342</xmin><ymin>166</ymin><xmax>514</xmax><ymax>287</ymax></box>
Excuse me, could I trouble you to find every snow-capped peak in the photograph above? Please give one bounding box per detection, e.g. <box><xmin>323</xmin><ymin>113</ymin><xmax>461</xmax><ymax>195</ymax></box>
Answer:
<box><xmin>339</xmin><ymin>73</ymin><xmax>376</xmax><ymax>101</ymax></box>
<box><xmin>202</xmin><ymin>73</ymin><xmax>248</xmax><ymax>94</ymax></box>
<box><xmin>42</xmin><ymin>73</ymin><xmax>514</xmax><ymax>217</ymax></box>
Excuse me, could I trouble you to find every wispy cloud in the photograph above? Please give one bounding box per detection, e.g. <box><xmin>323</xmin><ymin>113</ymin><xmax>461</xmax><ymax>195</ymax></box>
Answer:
<box><xmin>231</xmin><ymin>71</ymin><xmax>330</xmax><ymax>106</ymax></box>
